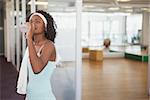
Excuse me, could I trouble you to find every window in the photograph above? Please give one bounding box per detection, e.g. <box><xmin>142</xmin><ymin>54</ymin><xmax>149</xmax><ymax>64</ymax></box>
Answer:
<box><xmin>126</xmin><ymin>14</ymin><xmax>142</xmax><ymax>44</ymax></box>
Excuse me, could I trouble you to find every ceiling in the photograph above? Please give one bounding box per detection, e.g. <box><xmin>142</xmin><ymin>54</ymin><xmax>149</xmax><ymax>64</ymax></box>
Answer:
<box><xmin>35</xmin><ymin>0</ymin><xmax>150</xmax><ymax>13</ymax></box>
<box><xmin>1</xmin><ymin>0</ymin><xmax>149</xmax><ymax>13</ymax></box>
<box><xmin>83</xmin><ymin>0</ymin><xmax>150</xmax><ymax>13</ymax></box>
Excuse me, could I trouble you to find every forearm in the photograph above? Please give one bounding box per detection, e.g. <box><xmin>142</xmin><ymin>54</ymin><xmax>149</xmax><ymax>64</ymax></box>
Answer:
<box><xmin>27</xmin><ymin>38</ymin><xmax>44</xmax><ymax>72</ymax></box>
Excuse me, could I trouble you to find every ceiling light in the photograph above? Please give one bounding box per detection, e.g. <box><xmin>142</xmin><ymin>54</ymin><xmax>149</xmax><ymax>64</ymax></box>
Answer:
<box><xmin>125</xmin><ymin>9</ymin><xmax>133</xmax><ymax>12</ymax></box>
<box><xmin>113</xmin><ymin>12</ymin><xmax>131</xmax><ymax>16</ymax></box>
<box><xmin>122</xmin><ymin>6</ymin><xmax>132</xmax><ymax>9</ymax></box>
<box><xmin>28</xmin><ymin>1</ymin><xmax>48</xmax><ymax>5</ymax></box>
<box><xmin>108</xmin><ymin>7</ymin><xmax>120</xmax><ymax>10</ymax></box>
<box><xmin>97</xmin><ymin>9</ymin><xmax>105</xmax><ymax>12</ymax></box>
<box><xmin>141</xmin><ymin>8</ymin><xmax>150</xmax><ymax>11</ymax></box>
<box><xmin>117</xmin><ymin>0</ymin><xmax>131</xmax><ymax>2</ymax></box>
<box><xmin>141</xmin><ymin>8</ymin><xmax>147</xmax><ymax>10</ymax></box>
<box><xmin>28</xmin><ymin>1</ymin><xmax>69</xmax><ymax>7</ymax></box>
<box><xmin>48</xmin><ymin>4</ymin><xmax>57</xmax><ymax>7</ymax></box>
<box><xmin>83</xmin><ymin>5</ymin><xmax>96</xmax><ymax>8</ymax></box>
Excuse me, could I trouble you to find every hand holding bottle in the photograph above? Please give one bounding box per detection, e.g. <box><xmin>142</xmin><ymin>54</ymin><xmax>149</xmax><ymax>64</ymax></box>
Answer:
<box><xmin>19</xmin><ymin>22</ymin><xmax>35</xmax><ymax>39</ymax></box>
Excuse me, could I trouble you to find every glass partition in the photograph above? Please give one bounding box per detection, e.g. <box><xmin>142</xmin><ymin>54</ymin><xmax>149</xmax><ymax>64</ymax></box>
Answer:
<box><xmin>5</xmin><ymin>0</ymin><xmax>82</xmax><ymax>99</ymax></box>
<box><xmin>28</xmin><ymin>0</ymin><xmax>77</xmax><ymax>100</ymax></box>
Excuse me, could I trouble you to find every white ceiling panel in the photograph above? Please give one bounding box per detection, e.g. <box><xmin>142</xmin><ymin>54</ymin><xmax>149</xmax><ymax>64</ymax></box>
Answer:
<box><xmin>83</xmin><ymin>0</ymin><xmax>150</xmax><ymax>13</ymax></box>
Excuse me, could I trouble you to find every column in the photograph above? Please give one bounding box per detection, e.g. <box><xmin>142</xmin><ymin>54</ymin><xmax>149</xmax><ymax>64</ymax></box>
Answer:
<box><xmin>142</xmin><ymin>12</ymin><xmax>149</xmax><ymax>46</ymax></box>
<box><xmin>75</xmin><ymin>0</ymin><xmax>82</xmax><ymax>100</ymax></box>
<box><xmin>21</xmin><ymin>0</ymin><xmax>26</xmax><ymax>56</ymax></box>
<box><xmin>16</xmin><ymin>0</ymin><xmax>20</xmax><ymax>70</ymax></box>
<box><xmin>148</xmin><ymin>12</ymin><xmax>150</xmax><ymax>95</ymax></box>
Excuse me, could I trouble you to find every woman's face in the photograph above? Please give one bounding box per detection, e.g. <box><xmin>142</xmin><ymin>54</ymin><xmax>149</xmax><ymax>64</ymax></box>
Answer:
<box><xmin>30</xmin><ymin>15</ymin><xmax>45</xmax><ymax>35</ymax></box>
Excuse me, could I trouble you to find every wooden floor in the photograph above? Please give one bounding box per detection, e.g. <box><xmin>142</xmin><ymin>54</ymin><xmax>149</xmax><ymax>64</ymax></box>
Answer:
<box><xmin>82</xmin><ymin>58</ymin><xmax>149</xmax><ymax>100</ymax></box>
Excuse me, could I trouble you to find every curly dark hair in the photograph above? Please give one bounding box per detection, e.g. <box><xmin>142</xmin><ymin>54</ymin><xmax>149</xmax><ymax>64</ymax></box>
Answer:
<box><xmin>26</xmin><ymin>10</ymin><xmax>57</xmax><ymax>43</ymax></box>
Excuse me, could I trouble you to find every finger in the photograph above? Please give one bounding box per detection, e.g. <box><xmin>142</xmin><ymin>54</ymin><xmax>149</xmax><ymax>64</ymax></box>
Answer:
<box><xmin>26</xmin><ymin>22</ymin><xmax>32</xmax><ymax>30</ymax></box>
<box><xmin>31</xmin><ymin>23</ymin><xmax>35</xmax><ymax>31</ymax></box>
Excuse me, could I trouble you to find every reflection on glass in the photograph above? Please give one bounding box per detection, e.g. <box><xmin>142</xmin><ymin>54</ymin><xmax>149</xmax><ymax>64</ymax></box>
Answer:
<box><xmin>35</xmin><ymin>0</ymin><xmax>76</xmax><ymax>100</ymax></box>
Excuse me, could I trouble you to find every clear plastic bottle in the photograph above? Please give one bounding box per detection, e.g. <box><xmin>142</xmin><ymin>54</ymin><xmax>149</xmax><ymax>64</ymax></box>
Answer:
<box><xmin>19</xmin><ymin>24</ymin><xmax>28</xmax><ymax>33</ymax></box>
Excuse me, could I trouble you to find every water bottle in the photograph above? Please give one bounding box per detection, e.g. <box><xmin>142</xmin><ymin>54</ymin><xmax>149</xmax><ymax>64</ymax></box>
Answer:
<box><xmin>19</xmin><ymin>24</ymin><xmax>28</xmax><ymax>33</ymax></box>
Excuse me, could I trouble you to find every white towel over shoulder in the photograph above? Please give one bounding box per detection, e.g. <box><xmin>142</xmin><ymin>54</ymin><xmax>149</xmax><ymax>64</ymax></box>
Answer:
<box><xmin>16</xmin><ymin>46</ymin><xmax>62</xmax><ymax>94</ymax></box>
<box><xmin>17</xmin><ymin>47</ymin><xmax>29</xmax><ymax>94</ymax></box>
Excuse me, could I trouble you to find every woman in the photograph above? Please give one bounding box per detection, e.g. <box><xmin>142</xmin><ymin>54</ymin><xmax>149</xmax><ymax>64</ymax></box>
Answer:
<box><xmin>17</xmin><ymin>10</ymin><xmax>57</xmax><ymax>100</ymax></box>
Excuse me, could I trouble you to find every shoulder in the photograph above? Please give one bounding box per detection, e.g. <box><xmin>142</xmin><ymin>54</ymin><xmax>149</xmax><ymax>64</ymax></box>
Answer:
<box><xmin>43</xmin><ymin>40</ymin><xmax>55</xmax><ymax>52</ymax></box>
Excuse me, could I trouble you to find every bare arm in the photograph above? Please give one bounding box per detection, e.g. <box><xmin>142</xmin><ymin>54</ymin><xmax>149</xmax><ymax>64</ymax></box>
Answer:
<box><xmin>26</xmin><ymin>23</ymin><xmax>55</xmax><ymax>74</ymax></box>
<box><xmin>27</xmin><ymin>39</ymin><xmax>55</xmax><ymax>74</ymax></box>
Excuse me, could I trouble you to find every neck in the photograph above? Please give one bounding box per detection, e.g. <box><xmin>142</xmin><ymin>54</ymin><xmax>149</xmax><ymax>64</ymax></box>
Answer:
<box><xmin>33</xmin><ymin>34</ymin><xmax>46</xmax><ymax>44</ymax></box>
